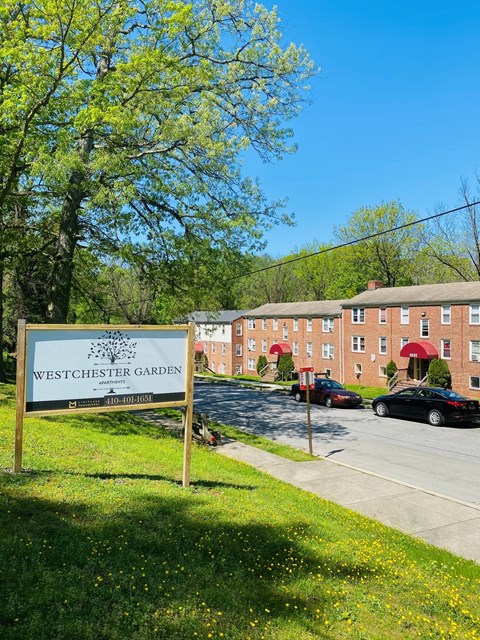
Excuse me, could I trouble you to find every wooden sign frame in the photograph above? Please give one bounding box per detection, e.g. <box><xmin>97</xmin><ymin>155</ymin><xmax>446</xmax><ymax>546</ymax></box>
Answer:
<box><xmin>14</xmin><ymin>321</ymin><xmax>195</xmax><ymax>487</ymax></box>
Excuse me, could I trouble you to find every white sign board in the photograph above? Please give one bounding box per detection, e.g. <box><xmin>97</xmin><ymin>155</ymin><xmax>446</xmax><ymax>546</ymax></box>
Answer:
<box><xmin>24</xmin><ymin>326</ymin><xmax>189</xmax><ymax>414</ymax></box>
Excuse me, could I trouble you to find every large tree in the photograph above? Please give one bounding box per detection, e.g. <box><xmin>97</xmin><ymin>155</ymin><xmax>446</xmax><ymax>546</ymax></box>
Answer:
<box><xmin>333</xmin><ymin>201</ymin><xmax>422</xmax><ymax>289</ymax></box>
<box><xmin>6</xmin><ymin>0</ymin><xmax>315</xmax><ymax>323</ymax></box>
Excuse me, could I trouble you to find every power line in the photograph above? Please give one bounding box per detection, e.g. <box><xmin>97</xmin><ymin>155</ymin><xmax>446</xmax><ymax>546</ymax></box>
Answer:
<box><xmin>228</xmin><ymin>200</ymin><xmax>480</xmax><ymax>281</ymax></box>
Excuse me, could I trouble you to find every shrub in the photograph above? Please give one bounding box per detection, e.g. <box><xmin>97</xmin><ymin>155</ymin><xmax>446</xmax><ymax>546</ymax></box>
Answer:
<box><xmin>256</xmin><ymin>355</ymin><xmax>268</xmax><ymax>375</ymax></box>
<box><xmin>427</xmin><ymin>358</ymin><xmax>451</xmax><ymax>388</ymax></box>
<box><xmin>276</xmin><ymin>354</ymin><xmax>295</xmax><ymax>378</ymax></box>
<box><xmin>386</xmin><ymin>360</ymin><xmax>398</xmax><ymax>382</ymax></box>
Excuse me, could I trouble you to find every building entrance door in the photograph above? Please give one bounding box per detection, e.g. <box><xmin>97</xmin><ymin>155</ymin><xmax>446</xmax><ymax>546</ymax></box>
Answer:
<box><xmin>411</xmin><ymin>357</ymin><xmax>429</xmax><ymax>382</ymax></box>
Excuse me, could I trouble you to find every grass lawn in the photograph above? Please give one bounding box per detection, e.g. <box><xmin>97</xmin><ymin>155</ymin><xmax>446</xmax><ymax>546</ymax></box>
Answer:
<box><xmin>1</xmin><ymin>381</ymin><xmax>479</xmax><ymax>640</ymax></box>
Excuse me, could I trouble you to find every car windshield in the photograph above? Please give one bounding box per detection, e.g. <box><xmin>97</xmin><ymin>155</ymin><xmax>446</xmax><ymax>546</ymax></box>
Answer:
<box><xmin>319</xmin><ymin>380</ymin><xmax>344</xmax><ymax>390</ymax></box>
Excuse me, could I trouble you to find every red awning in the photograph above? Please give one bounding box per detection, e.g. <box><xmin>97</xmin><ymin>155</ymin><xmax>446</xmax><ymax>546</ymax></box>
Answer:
<box><xmin>399</xmin><ymin>341</ymin><xmax>438</xmax><ymax>359</ymax></box>
<box><xmin>194</xmin><ymin>341</ymin><xmax>204</xmax><ymax>353</ymax></box>
<box><xmin>269</xmin><ymin>343</ymin><xmax>292</xmax><ymax>356</ymax></box>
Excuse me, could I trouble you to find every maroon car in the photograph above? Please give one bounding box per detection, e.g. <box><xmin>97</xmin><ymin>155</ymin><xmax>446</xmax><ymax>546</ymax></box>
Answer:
<box><xmin>291</xmin><ymin>378</ymin><xmax>362</xmax><ymax>408</ymax></box>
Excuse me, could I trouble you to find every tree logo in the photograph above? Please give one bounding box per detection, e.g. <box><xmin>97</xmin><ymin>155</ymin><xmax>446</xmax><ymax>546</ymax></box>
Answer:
<box><xmin>88</xmin><ymin>330</ymin><xmax>137</xmax><ymax>364</ymax></box>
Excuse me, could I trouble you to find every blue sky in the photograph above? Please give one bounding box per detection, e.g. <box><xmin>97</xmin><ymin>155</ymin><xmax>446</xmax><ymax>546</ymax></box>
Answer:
<box><xmin>244</xmin><ymin>0</ymin><xmax>480</xmax><ymax>256</ymax></box>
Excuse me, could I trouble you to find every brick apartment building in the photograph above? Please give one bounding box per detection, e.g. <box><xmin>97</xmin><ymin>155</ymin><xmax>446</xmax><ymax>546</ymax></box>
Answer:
<box><xmin>242</xmin><ymin>300</ymin><xmax>344</xmax><ymax>377</ymax></box>
<box><xmin>341</xmin><ymin>280</ymin><xmax>480</xmax><ymax>396</ymax></box>
<box><xmin>185</xmin><ymin>280</ymin><xmax>480</xmax><ymax>397</ymax></box>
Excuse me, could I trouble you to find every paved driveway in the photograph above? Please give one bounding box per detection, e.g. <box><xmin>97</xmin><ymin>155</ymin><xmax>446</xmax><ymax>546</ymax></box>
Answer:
<box><xmin>193</xmin><ymin>380</ymin><xmax>480</xmax><ymax>506</ymax></box>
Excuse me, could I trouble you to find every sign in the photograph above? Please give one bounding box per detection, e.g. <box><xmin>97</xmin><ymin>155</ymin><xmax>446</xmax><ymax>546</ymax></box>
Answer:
<box><xmin>299</xmin><ymin>366</ymin><xmax>314</xmax><ymax>391</ymax></box>
<box><xmin>24</xmin><ymin>326</ymin><xmax>189</xmax><ymax>415</ymax></box>
<box><xmin>14</xmin><ymin>322</ymin><xmax>196</xmax><ymax>487</ymax></box>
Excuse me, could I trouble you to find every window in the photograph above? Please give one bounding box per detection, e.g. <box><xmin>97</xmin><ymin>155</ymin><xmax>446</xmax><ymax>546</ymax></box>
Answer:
<box><xmin>248</xmin><ymin>318</ymin><xmax>255</xmax><ymax>329</ymax></box>
<box><xmin>401</xmin><ymin>306</ymin><xmax>409</xmax><ymax>324</ymax></box>
<box><xmin>400</xmin><ymin>337</ymin><xmax>409</xmax><ymax>349</ymax></box>
<box><xmin>235</xmin><ymin>364</ymin><xmax>242</xmax><ymax>375</ymax></box>
<box><xmin>470</xmin><ymin>376</ymin><xmax>480</xmax><ymax>390</ymax></box>
<box><xmin>211</xmin><ymin>362</ymin><xmax>216</xmax><ymax>372</ymax></box>
<box><xmin>322</xmin><ymin>317</ymin><xmax>334</xmax><ymax>332</ymax></box>
<box><xmin>282</xmin><ymin>325</ymin><xmax>288</xmax><ymax>340</ymax></box>
<box><xmin>262</xmin><ymin>339</ymin><xmax>267</xmax><ymax>353</ymax></box>
<box><xmin>236</xmin><ymin>344</ymin><xmax>242</xmax><ymax>356</ymax></box>
<box><xmin>470</xmin><ymin>305</ymin><xmax>480</xmax><ymax>324</ymax></box>
<box><xmin>247</xmin><ymin>338</ymin><xmax>256</xmax><ymax>351</ymax></box>
<box><xmin>211</xmin><ymin>343</ymin><xmax>216</xmax><ymax>354</ymax></box>
<box><xmin>306</xmin><ymin>318</ymin><xmax>313</xmax><ymax>332</ymax></box>
<box><xmin>248</xmin><ymin>358</ymin><xmax>256</xmax><ymax>371</ymax></box>
<box><xmin>262</xmin><ymin>319</ymin><xmax>267</xmax><ymax>330</ymax></box>
<box><xmin>221</xmin><ymin>343</ymin><xmax>226</xmax><ymax>356</ymax></box>
<box><xmin>221</xmin><ymin>324</ymin><xmax>226</xmax><ymax>335</ymax></box>
<box><xmin>322</xmin><ymin>343</ymin><xmax>334</xmax><ymax>359</ymax></box>
<box><xmin>293</xmin><ymin>341</ymin><xmax>299</xmax><ymax>356</ymax></box>
<box><xmin>273</xmin><ymin>318</ymin><xmax>278</xmax><ymax>331</ymax></box>
<box><xmin>236</xmin><ymin>323</ymin><xmax>242</xmax><ymax>336</ymax></box>
<box><xmin>354</xmin><ymin>363</ymin><xmax>362</xmax><ymax>374</ymax></box>
<box><xmin>379</xmin><ymin>308</ymin><xmax>387</xmax><ymax>324</ymax></box>
<box><xmin>352</xmin><ymin>336</ymin><xmax>365</xmax><ymax>352</ymax></box>
<box><xmin>420</xmin><ymin>318</ymin><xmax>429</xmax><ymax>338</ymax></box>
<box><xmin>293</xmin><ymin>318</ymin><xmax>299</xmax><ymax>331</ymax></box>
<box><xmin>352</xmin><ymin>308</ymin><xmax>365</xmax><ymax>323</ymax></box>
<box><xmin>470</xmin><ymin>340</ymin><xmax>480</xmax><ymax>361</ymax></box>
<box><xmin>306</xmin><ymin>342</ymin><xmax>313</xmax><ymax>357</ymax></box>
<box><xmin>379</xmin><ymin>365</ymin><xmax>387</xmax><ymax>377</ymax></box>
<box><xmin>204</xmin><ymin>342</ymin><xmax>208</xmax><ymax>352</ymax></box>
<box><xmin>221</xmin><ymin>363</ymin><xmax>226</xmax><ymax>374</ymax></box>
<box><xmin>441</xmin><ymin>305</ymin><xmax>451</xmax><ymax>325</ymax></box>
<box><xmin>441</xmin><ymin>339</ymin><xmax>451</xmax><ymax>359</ymax></box>
<box><xmin>379</xmin><ymin>336</ymin><xmax>387</xmax><ymax>355</ymax></box>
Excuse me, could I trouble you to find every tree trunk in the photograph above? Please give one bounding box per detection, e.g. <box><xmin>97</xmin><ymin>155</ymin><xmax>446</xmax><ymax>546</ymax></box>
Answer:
<box><xmin>45</xmin><ymin>173</ymin><xmax>84</xmax><ymax>323</ymax></box>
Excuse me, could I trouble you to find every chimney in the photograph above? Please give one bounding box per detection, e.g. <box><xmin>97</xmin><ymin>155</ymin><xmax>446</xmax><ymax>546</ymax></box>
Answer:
<box><xmin>367</xmin><ymin>280</ymin><xmax>383</xmax><ymax>291</ymax></box>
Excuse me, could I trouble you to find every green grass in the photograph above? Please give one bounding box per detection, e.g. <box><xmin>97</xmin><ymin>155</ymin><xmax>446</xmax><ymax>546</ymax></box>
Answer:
<box><xmin>1</xmin><ymin>381</ymin><xmax>479</xmax><ymax>640</ymax></box>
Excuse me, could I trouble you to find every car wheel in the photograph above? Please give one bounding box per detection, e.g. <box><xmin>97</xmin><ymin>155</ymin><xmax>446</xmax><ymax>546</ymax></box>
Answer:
<box><xmin>375</xmin><ymin>402</ymin><xmax>389</xmax><ymax>417</ymax></box>
<box><xmin>428</xmin><ymin>409</ymin><xmax>444</xmax><ymax>426</ymax></box>
<box><xmin>294</xmin><ymin>391</ymin><xmax>303</xmax><ymax>402</ymax></box>
<box><xmin>325</xmin><ymin>396</ymin><xmax>333</xmax><ymax>408</ymax></box>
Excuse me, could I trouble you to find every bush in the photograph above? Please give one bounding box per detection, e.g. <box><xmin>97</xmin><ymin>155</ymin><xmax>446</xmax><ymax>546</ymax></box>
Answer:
<box><xmin>386</xmin><ymin>360</ymin><xmax>398</xmax><ymax>382</ymax></box>
<box><xmin>256</xmin><ymin>355</ymin><xmax>268</xmax><ymax>375</ymax></box>
<box><xmin>276</xmin><ymin>353</ymin><xmax>295</xmax><ymax>377</ymax></box>
<box><xmin>427</xmin><ymin>358</ymin><xmax>451</xmax><ymax>388</ymax></box>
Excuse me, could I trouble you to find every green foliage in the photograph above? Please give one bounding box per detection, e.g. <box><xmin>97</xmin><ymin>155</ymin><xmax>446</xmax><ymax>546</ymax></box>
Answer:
<box><xmin>256</xmin><ymin>354</ymin><xmax>268</xmax><ymax>375</ymax></box>
<box><xmin>1</xmin><ymin>381</ymin><xmax>480</xmax><ymax>640</ymax></box>
<box><xmin>386</xmin><ymin>360</ymin><xmax>398</xmax><ymax>381</ymax></box>
<box><xmin>276</xmin><ymin>353</ymin><xmax>295</xmax><ymax>376</ymax></box>
<box><xmin>427</xmin><ymin>358</ymin><xmax>452</xmax><ymax>388</ymax></box>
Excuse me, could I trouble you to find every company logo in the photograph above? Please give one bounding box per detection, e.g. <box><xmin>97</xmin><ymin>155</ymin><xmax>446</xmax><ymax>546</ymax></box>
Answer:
<box><xmin>88</xmin><ymin>330</ymin><xmax>137</xmax><ymax>364</ymax></box>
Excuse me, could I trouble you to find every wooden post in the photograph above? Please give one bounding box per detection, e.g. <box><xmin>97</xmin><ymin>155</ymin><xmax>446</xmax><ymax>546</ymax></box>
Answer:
<box><xmin>306</xmin><ymin>380</ymin><xmax>313</xmax><ymax>456</ymax></box>
<box><xmin>14</xmin><ymin>319</ymin><xmax>26</xmax><ymax>473</ymax></box>
<box><xmin>182</xmin><ymin>322</ymin><xmax>195</xmax><ymax>487</ymax></box>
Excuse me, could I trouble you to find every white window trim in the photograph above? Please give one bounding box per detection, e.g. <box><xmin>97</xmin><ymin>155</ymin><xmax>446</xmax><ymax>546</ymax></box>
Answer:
<box><xmin>420</xmin><ymin>318</ymin><xmax>429</xmax><ymax>338</ymax></box>
<box><xmin>293</xmin><ymin>318</ymin><xmax>299</xmax><ymax>332</ymax></box>
<box><xmin>378</xmin><ymin>308</ymin><xmax>387</xmax><ymax>324</ymax></box>
<box><xmin>470</xmin><ymin>375</ymin><xmax>480</xmax><ymax>390</ymax></box>
<box><xmin>441</xmin><ymin>305</ymin><xmax>451</xmax><ymax>325</ymax></box>
<box><xmin>352</xmin><ymin>308</ymin><xmax>365</xmax><ymax>324</ymax></box>
<box><xmin>470</xmin><ymin>304</ymin><xmax>480</xmax><ymax>325</ymax></box>
<box><xmin>379</xmin><ymin>336</ymin><xmax>387</xmax><ymax>355</ymax></box>
<box><xmin>470</xmin><ymin>340</ymin><xmax>480</xmax><ymax>362</ymax></box>
<box><xmin>400</xmin><ymin>306</ymin><xmax>409</xmax><ymax>325</ymax></box>
<box><xmin>306</xmin><ymin>318</ymin><xmax>313</xmax><ymax>332</ymax></box>
<box><xmin>441</xmin><ymin>339</ymin><xmax>451</xmax><ymax>360</ymax></box>
<box><xmin>352</xmin><ymin>336</ymin><xmax>365</xmax><ymax>353</ymax></box>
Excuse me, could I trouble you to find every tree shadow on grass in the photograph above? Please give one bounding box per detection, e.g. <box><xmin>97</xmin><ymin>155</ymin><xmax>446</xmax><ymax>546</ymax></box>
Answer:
<box><xmin>42</xmin><ymin>410</ymin><xmax>178</xmax><ymax>439</ymax></box>
<box><xmin>0</xmin><ymin>473</ymin><xmax>385</xmax><ymax>640</ymax></box>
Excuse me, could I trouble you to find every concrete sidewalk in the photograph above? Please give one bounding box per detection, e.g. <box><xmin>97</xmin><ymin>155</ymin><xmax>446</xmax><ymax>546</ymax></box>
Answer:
<box><xmin>217</xmin><ymin>439</ymin><xmax>480</xmax><ymax>564</ymax></box>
